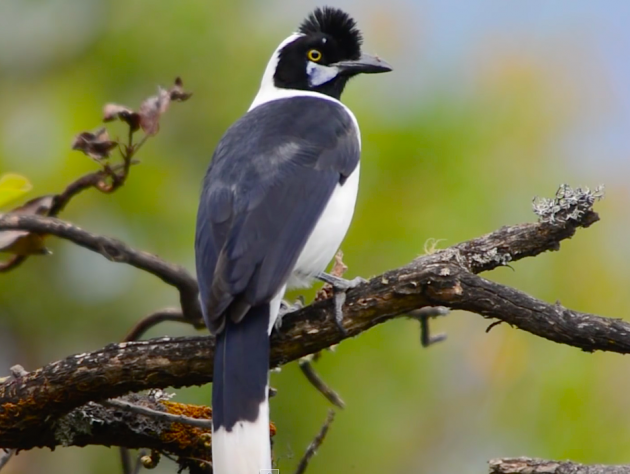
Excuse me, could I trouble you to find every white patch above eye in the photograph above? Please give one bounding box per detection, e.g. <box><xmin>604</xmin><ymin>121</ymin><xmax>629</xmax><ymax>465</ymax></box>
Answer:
<box><xmin>306</xmin><ymin>62</ymin><xmax>339</xmax><ymax>87</ymax></box>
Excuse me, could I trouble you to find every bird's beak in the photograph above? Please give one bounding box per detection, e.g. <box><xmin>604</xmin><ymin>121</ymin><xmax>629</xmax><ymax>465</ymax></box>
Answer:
<box><xmin>331</xmin><ymin>53</ymin><xmax>393</xmax><ymax>75</ymax></box>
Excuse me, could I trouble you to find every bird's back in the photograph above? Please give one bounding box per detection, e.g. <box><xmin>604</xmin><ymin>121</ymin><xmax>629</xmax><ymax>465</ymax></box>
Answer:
<box><xmin>196</xmin><ymin>95</ymin><xmax>361</xmax><ymax>332</ymax></box>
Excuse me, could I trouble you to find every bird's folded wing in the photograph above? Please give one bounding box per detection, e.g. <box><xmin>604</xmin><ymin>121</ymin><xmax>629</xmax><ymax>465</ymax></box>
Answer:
<box><xmin>195</xmin><ymin>97</ymin><xmax>360</xmax><ymax>332</ymax></box>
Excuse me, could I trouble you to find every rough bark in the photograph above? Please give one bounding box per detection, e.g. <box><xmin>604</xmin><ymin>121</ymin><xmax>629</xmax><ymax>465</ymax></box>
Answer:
<box><xmin>0</xmin><ymin>186</ymin><xmax>620</xmax><ymax>454</ymax></box>
<box><xmin>490</xmin><ymin>457</ymin><xmax>630</xmax><ymax>474</ymax></box>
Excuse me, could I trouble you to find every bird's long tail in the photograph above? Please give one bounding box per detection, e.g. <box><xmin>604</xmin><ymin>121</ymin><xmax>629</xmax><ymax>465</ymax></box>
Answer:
<box><xmin>212</xmin><ymin>304</ymin><xmax>272</xmax><ymax>474</ymax></box>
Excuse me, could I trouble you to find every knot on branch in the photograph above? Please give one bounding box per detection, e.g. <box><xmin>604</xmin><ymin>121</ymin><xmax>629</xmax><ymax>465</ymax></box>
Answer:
<box><xmin>533</xmin><ymin>184</ymin><xmax>604</xmax><ymax>225</ymax></box>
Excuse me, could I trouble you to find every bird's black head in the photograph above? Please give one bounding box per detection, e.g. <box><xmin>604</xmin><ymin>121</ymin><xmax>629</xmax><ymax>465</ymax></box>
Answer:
<box><xmin>272</xmin><ymin>7</ymin><xmax>392</xmax><ymax>99</ymax></box>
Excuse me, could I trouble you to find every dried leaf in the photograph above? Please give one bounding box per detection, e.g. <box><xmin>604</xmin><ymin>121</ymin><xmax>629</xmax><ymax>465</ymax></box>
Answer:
<box><xmin>72</xmin><ymin>128</ymin><xmax>118</xmax><ymax>161</ymax></box>
<box><xmin>139</xmin><ymin>87</ymin><xmax>171</xmax><ymax>136</ymax></box>
<box><xmin>103</xmin><ymin>103</ymin><xmax>141</xmax><ymax>132</ymax></box>
<box><xmin>13</xmin><ymin>195</ymin><xmax>54</xmax><ymax>216</ymax></box>
<box><xmin>0</xmin><ymin>173</ymin><xmax>32</xmax><ymax>208</ymax></box>
<box><xmin>315</xmin><ymin>251</ymin><xmax>347</xmax><ymax>302</ymax></box>
<box><xmin>169</xmin><ymin>77</ymin><xmax>193</xmax><ymax>102</ymax></box>
<box><xmin>0</xmin><ymin>232</ymin><xmax>49</xmax><ymax>256</ymax></box>
<box><xmin>0</xmin><ymin>195</ymin><xmax>54</xmax><ymax>256</ymax></box>
<box><xmin>330</xmin><ymin>250</ymin><xmax>348</xmax><ymax>278</ymax></box>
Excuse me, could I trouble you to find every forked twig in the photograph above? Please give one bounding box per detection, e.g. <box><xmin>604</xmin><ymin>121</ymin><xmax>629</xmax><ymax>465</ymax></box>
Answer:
<box><xmin>294</xmin><ymin>410</ymin><xmax>336</xmax><ymax>474</ymax></box>
<box><xmin>0</xmin><ymin>213</ymin><xmax>202</xmax><ymax>322</ymax></box>
<box><xmin>101</xmin><ymin>399</ymin><xmax>212</xmax><ymax>431</ymax></box>
<box><xmin>298</xmin><ymin>358</ymin><xmax>345</xmax><ymax>408</ymax></box>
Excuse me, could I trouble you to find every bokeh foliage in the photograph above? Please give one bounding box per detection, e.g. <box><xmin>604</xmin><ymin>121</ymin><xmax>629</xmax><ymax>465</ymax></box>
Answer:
<box><xmin>1</xmin><ymin>1</ymin><xmax>629</xmax><ymax>473</ymax></box>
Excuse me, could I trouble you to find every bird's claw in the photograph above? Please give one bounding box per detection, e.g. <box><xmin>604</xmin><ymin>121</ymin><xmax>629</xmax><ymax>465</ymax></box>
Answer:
<box><xmin>316</xmin><ymin>272</ymin><xmax>367</xmax><ymax>336</ymax></box>
<box><xmin>275</xmin><ymin>296</ymin><xmax>305</xmax><ymax>331</ymax></box>
<box><xmin>332</xmin><ymin>291</ymin><xmax>349</xmax><ymax>336</ymax></box>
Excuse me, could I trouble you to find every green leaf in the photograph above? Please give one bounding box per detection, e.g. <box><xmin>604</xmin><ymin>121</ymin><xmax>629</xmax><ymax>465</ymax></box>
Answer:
<box><xmin>0</xmin><ymin>173</ymin><xmax>32</xmax><ymax>208</ymax></box>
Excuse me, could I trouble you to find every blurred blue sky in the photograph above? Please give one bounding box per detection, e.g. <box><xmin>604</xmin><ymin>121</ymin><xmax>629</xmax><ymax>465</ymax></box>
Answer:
<box><xmin>423</xmin><ymin>0</ymin><xmax>630</xmax><ymax>176</ymax></box>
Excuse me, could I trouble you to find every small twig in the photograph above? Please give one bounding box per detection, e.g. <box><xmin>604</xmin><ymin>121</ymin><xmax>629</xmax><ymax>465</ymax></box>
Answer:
<box><xmin>0</xmin><ymin>255</ymin><xmax>26</xmax><ymax>273</ymax></box>
<box><xmin>178</xmin><ymin>455</ymin><xmax>212</xmax><ymax>470</ymax></box>
<box><xmin>0</xmin><ymin>213</ymin><xmax>202</xmax><ymax>322</ymax></box>
<box><xmin>0</xmin><ymin>449</ymin><xmax>15</xmax><ymax>471</ymax></box>
<box><xmin>486</xmin><ymin>321</ymin><xmax>504</xmax><ymax>333</ymax></box>
<box><xmin>124</xmin><ymin>308</ymin><xmax>204</xmax><ymax>342</ymax></box>
<box><xmin>0</xmin><ymin>162</ymin><xmax>139</xmax><ymax>274</ymax></box>
<box><xmin>489</xmin><ymin>457</ymin><xmax>630</xmax><ymax>474</ymax></box>
<box><xmin>408</xmin><ymin>307</ymin><xmax>449</xmax><ymax>347</ymax></box>
<box><xmin>160</xmin><ymin>451</ymin><xmax>213</xmax><ymax>474</ymax></box>
<box><xmin>298</xmin><ymin>358</ymin><xmax>345</xmax><ymax>409</ymax></box>
<box><xmin>294</xmin><ymin>410</ymin><xmax>336</xmax><ymax>474</ymax></box>
<box><xmin>101</xmin><ymin>399</ymin><xmax>212</xmax><ymax>431</ymax></box>
<box><xmin>119</xmin><ymin>306</ymin><xmax>205</xmax><ymax>474</ymax></box>
<box><xmin>119</xmin><ymin>447</ymin><xmax>133</xmax><ymax>474</ymax></box>
<box><xmin>49</xmin><ymin>162</ymin><xmax>138</xmax><ymax>217</ymax></box>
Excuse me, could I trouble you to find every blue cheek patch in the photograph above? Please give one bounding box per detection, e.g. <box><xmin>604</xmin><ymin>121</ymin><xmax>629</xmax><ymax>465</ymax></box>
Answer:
<box><xmin>306</xmin><ymin>62</ymin><xmax>339</xmax><ymax>87</ymax></box>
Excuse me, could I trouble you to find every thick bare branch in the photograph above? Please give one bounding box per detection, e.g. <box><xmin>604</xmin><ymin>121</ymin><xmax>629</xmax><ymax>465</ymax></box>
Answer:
<box><xmin>0</xmin><ymin>185</ymin><xmax>617</xmax><ymax>454</ymax></box>
<box><xmin>0</xmin><ymin>391</ymin><xmax>214</xmax><ymax>469</ymax></box>
<box><xmin>490</xmin><ymin>457</ymin><xmax>630</xmax><ymax>474</ymax></box>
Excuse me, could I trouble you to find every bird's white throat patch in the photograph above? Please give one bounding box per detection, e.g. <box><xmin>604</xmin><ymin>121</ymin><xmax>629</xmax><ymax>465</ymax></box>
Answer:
<box><xmin>306</xmin><ymin>62</ymin><xmax>339</xmax><ymax>87</ymax></box>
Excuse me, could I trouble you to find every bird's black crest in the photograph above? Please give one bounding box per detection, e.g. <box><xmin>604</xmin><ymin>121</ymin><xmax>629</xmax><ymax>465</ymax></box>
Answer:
<box><xmin>298</xmin><ymin>7</ymin><xmax>363</xmax><ymax>60</ymax></box>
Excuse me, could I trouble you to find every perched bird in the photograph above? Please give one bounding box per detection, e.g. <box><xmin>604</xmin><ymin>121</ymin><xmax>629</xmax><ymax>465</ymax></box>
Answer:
<box><xmin>195</xmin><ymin>6</ymin><xmax>391</xmax><ymax>473</ymax></box>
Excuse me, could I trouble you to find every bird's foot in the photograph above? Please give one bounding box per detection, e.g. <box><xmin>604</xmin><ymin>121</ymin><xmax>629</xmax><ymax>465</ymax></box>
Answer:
<box><xmin>274</xmin><ymin>296</ymin><xmax>305</xmax><ymax>332</ymax></box>
<box><xmin>316</xmin><ymin>272</ymin><xmax>367</xmax><ymax>336</ymax></box>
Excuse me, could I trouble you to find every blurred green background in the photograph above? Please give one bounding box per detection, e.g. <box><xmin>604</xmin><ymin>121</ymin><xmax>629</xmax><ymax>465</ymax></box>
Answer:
<box><xmin>2</xmin><ymin>1</ymin><xmax>630</xmax><ymax>473</ymax></box>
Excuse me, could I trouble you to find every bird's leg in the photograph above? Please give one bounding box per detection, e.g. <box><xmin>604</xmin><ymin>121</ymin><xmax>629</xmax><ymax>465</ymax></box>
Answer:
<box><xmin>274</xmin><ymin>296</ymin><xmax>305</xmax><ymax>332</ymax></box>
<box><xmin>316</xmin><ymin>272</ymin><xmax>367</xmax><ymax>336</ymax></box>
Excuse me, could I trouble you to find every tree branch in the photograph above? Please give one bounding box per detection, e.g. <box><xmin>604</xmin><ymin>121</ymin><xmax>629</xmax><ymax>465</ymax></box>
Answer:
<box><xmin>123</xmin><ymin>308</ymin><xmax>203</xmax><ymax>342</ymax></box>
<box><xmin>490</xmin><ymin>457</ymin><xmax>630</xmax><ymax>474</ymax></box>
<box><xmin>0</xmin><ymin>391</ymin><xmax>216</xmax><ymax>471</ymax></box>
<box><xmin>0</xmin><ymin>184</ymin><xmax>618</xmax><ymax>461</ymax></box>
<box><xmin>0</xmin><ymin>213</ymin><xmax>202</xmax><ymax>322</ymax></box>
<box><xmin>101</xmin><ymin>399</ymin><xmax>213</xmax><ymax>431</ymax></box>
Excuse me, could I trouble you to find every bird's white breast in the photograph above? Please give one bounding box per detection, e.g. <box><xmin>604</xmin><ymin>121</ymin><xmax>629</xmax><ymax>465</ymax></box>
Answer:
<box><xmin>250</xmin><ymin>32</ymin><xmax>362</xmax><ymax>290</ymax></box>
<box><xmin>289</xmin><ymin>163</ymin><xmax>360</xmax><ymax>288</ymax></box>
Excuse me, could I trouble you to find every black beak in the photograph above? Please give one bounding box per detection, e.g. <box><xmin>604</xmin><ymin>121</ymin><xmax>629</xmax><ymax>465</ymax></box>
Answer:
<box><xmin>331</xmin><ymin>53</ymin><xmax>393</xmax><ymax>75</ymax></box>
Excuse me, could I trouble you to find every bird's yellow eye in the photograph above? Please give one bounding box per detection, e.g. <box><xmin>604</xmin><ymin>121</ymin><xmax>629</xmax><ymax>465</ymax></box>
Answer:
<box><xmin>307</xmin><ymin>49</ymin><xmax>322</xmax><ymax>62</ymax></box>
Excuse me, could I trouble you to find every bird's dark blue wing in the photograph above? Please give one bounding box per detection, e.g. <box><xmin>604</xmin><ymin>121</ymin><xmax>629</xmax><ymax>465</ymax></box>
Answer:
<box><xmin>195</xmin><ymin>96</ymin><xmax>360</xmax><ymax>333</ymax></box>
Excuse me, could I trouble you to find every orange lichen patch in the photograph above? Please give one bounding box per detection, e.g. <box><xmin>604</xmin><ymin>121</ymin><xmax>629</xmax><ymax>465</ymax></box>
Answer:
<box><xmin>159</xmin><ymin>401</ymin><xmax>276</xmax><ymax>460</ymax></box>
<box><xmin>163</xmin><ymin>400</ymin><xmax>212</xmax><ymax>421</ymax></box>
<box><xmin>1</xmin><ymin>402</ymin><xmax>21</xmax><ymax>417</ymax></box>
<box><xmin>160</xmin><ymin>401</ymin><xmax>212</xmax><ymax>456</ymax></box>
<box><xmin>0</xmin><ymin>398</ymin><xmax>42</xmax><ymax>426</ymax></box>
